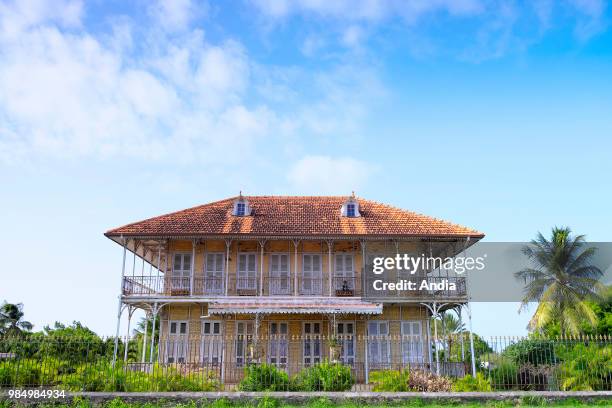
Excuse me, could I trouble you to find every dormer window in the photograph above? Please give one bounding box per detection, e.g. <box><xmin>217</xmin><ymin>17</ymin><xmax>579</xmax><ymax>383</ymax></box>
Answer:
<box><xmin>341</xmin><ymin>195</ymin><xmax>360</xmax><ymax>218</ymax></box>
<box><xmin>346</xmin><ymin>203</ymin><xmax>356</xmax><ymax>217</ymax></box>
<box><xmin>233</xmin><ymin>195</ymin><xmax>251</xmax><ymax>216</ymax></box>
<box><xmin>236</xmin><ymin>202</ymin><xmax>246</xmax><ymax>216</ymax></box>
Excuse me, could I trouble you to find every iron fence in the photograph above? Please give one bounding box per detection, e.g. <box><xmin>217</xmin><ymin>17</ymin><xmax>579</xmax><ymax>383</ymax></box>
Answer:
<box><xmin>0</xmin><ymin>335</ymin><xmax>610</xmax><ymax>391</ymax></box>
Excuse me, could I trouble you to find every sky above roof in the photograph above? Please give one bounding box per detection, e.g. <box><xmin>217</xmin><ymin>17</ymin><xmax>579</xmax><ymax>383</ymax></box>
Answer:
<box><xmin>1</xmin><ymin>0</ymin><xmax>611</xmax><ymax>337</ymax></box>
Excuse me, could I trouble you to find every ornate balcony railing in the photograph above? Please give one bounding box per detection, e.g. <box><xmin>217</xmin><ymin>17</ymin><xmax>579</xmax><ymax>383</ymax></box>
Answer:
<box><xmin>121</xmin><ymin>275</ymin><xmax>466</xmax><ymax>301</ymax></box>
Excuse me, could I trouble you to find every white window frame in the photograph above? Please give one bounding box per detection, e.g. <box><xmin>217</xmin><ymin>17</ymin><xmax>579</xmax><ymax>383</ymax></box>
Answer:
<box><xmin>237</xmin><ymin>252</ymin><xmax>258</xmax><ymax>290</ymax></box>
<box><xmin>302</xmin><ymin>321</ymin><xmax>322</xmax><ymax>365</ymax></box>
<box><xmin>269</xmin><ymin>253</ymin><xmax>291</xmax><ymax>295</ymax></box>
<box><xmin>235</xmin><ymin>320</ymin><xmax>254</xmax><ymax>366</ymax></box>
<box><xmin>334</xmin><ymin>253</ymin><xmax>355</xmax><ymax>290</ymax></box>
<box><xmin>268</xmin><ymin>321</ymin><xmax>288</xmax><ymax>366</ymax></box>
<box><xmin>233</xmin><ymin>199</ymin><xmax>250</xmax><ymax>216</ymax></box>
<box><xmin>204</xmin><ymin>252</ymin><xmax>225</xmax><ymax>294</ymax></box>
<box><xmin>365</xmin><ymin>253</ymin><xmax>385</xmax><ymax>296</ymax></box>
<box><xmin>337</xmin><ymin>321</ymin><xmax>356</xmax><ymax>365</ymax></box>
<box><xmin>346</xmin><ymin>203</ymin><xmax>356</xmax><ymax>217</ymax></box>
<box><xmin>171</xmin><ymin>253</ymin><xmax>192</xmax><ymax>293</ymax></box>
<box><xmin>401</xmin><ymin>320</ymin><xmax>424</xmax><ymax>364</ymax></box>
<box><xmin>166</xmin><ymin>320</ymin><xmax>189</xmax><ymax>363</ymax></box>
<box><xmin>367</xmin><ymin>320</ymin><xmax>390</xmax><ymax>367</ymax></box>
<box><xmin>302</xmin><ymin>253</ymin><xmax>322</xmax><ymax>295</ymax></box>
<box><xmin>200</xmin><ymin>320</ymin><xmax>223</xmax><ymax>365</ymax></box>
<box><xmin>236</xmin><ymin>202</ymin><xmax>246</xmax><ymax>216</ymax></box>
<box><xmin>341</xmin><ymin>200</ymin><xmax>360</xmax><ymax>217</ymax></box>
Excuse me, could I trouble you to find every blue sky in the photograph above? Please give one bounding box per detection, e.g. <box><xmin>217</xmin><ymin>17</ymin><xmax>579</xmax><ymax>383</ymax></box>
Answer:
<box><xmin>1</xmin><ymin>0</ymin><xmax>611</xmax><ymax>337</ymax></box>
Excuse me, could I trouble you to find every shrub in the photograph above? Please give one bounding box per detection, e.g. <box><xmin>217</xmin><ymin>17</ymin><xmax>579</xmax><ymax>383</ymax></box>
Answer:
<box><xmin>306</xmin><ymin>398</ymin><xmax>335</xmax><ymax>408</ymax></box>
<box><xmin>503</xmin><ymin>338</ymin><xmax>558</xmax><ymax>366</ymax></box>
<box><xmin>152</xmin><ymin>366</ymin><xmax>217</xmax><ymax>391</ymax></box>
<box><xmin>238</xmin><ymin>363</ymin><xmax>290</xmax><ymax>391</ymax></box>
<box><xmin>63</xmin><ymin>361</ymin><xmax>128</xmax><ymax>391</ymax></box>
<box><xmin>557</xmin><ymin>343</ymin><xmax>612</xmax><ymax>391</ymax></box>
<box><xmin>293</xmin><ymin>361</ymin><xmax>354</xmax><ymax>391</ymax></box>
<box><xmin>257</xmin><ymin>396</ymin><xmax>280</xmax><ymax>408</ymax></box>
<box><xmin>369</xmin><ymin>370</ymin><xmax>410</xmax><ymax>391</ymax></box>
<box><xmin>106</xmin><ymin>398</ymin><xmax>131</xmax><ymax>408</ymax></box>
<box><xmin>408</xmin><ymin>370</ymin><xmax>452</xmax><ymax>392</ymax></box>
<box><xmin>209</xmin><ymin>398</ymin><xmax>232</xmax><ymax>408</ymax></box>
<box><xmin>0</xmin><ymin>359</ymin><xmax>43</xmax><ymax>386</ymax></box>
<box><xmin>0</xmin><ymin>365</ymin><xmax>12</xmax><ymax>387</ymax></box>
<box><xmin>452</xmin><ymin>373</ymin><xmax>492</xmax><ymax>392</ymax></box>
<box><xmin>488</xmin><ymin>360</ymin><xmax>519</xmax><ymax>390</ymax></box>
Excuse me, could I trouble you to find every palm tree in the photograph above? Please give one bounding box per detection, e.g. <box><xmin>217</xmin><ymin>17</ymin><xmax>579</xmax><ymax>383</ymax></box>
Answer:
<box><xmin>131</xmin><ymin>316</ymin><xmax>160</xmax><ymax>362</ymax></box>
<box><xmin>438</xmin><ymin>312</ymin><xmax>466</xmax><ymax>335</ymax></box>
<box><xmin>132</xmin><ymin>316</ymin><xmax>159</xmax><ymax>338</ymax></box>
<box><xmin>515</xmin><ymin>227</ymin><xmax>604</xmax><ymax>335</ymax></box>
<box><xmin>433</xmin><ymin>311</ymin><xmax>466</xmax><ymax>361</ymax></box>
<box><xmin>0</xmin><ymin>302</ymin><xmax>33</xmax><ymax>335</ymax></box>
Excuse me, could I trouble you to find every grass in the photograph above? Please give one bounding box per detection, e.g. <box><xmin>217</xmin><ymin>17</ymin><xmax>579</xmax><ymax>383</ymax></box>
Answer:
<box><xmin>1</xmin><ymin>397</ymin><xmax>612</xmax><ymax>408</ymax></box>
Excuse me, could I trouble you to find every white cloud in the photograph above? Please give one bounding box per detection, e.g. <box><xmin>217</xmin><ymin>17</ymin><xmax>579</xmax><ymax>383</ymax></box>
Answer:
<box><xmin>250</xmin><ymin>0</ymin><xmax>482</xmax><ymax>22</ymax></box>
<box><xmin>567</xmin><ymin>0</ymin><xmax>607</xmax><ymax>40</ymax></box>
<box><xmin>301</xmin><ymin>34</ymin><xmax>327</xmax><ymax>57</ymax></box>
<box><xmin>341</xmin><ymin>25</ymin><xmax>365</xmax><ymax>48</ymax></box>
<box><xmin>0</xmin><ymin>1</ymin><xmax>386</xmax><ymax>167</ymax></box>
<box><xmin>148</xmin><ymin>0</ymin><xmax>203</xmax><ymax>33</ymax></box>
<box><xmin>0</xmin><ymin>7</ymin><xmax>260</xmax><ymax>164</ymax></box>
<box><xmin>0</xmin><ymin>0</ymin><xmax>83</xmax><ymax>38</ymax></box>
<box><xmin>287</xmin><ymin>155</ymin><xmax>376</xmax><ymax>194</ymax></box>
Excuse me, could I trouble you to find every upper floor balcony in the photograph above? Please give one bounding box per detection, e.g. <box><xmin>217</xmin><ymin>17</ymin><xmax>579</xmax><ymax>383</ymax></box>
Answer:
<box><xmin>122</xmin><ymin>274</ymin><xmax>362</xmax><ymax>297</ymax></box>
<box><xmin>116</xmin><ymin>237</ymin><xmax>470</xmax><ymax>303</ymax></box>
<box><xmin>121</xmin><ymin>273</ymin><xmax>466</xmax><ymax>301</ymax></box>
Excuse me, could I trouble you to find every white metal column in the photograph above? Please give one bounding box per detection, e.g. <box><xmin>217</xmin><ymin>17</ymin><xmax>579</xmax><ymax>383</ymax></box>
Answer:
<box><xmin>123</xmin><ymin>306</ymin><xmax>135</xmax><ymax>362</ymax></box>
<box><xmin>327</xmin><ymin>240</ymin><xmax>333</xmax><ymax>296</ymax></box>
<box><xmin>141</xmin><ymin>314</ymin><xmax>149</xmax><ymax>363</ymax></box>
<box><xmin>467</xmin><ymin>302</ymin><xmax>476</xmax><ymax>376</ymax></box>
<box><xmin>112</xmin><ymin>237</ymin><xmax>128</xmax><ymax>367</ymax></box>
<box><xmin>293</xmin><ymin>240</ymin><xmax>299</xmax><ymax>296</ymax></box>
<box><xmin>259</xmin><ymin>240</ymin><xmax>266</xmax><ymax>296</ymax></box>
<box><xmin>224</xmin><ymin>240</ymin><xmax>231</xmax><ymax>296</ymax></box>
<box><xmin>190</xmin><ymin>240</ymin><xmax>196</xmax><ymax>295</ymax></box>
<box><xmin>149</xmin><ymin>302</ymin><xmax>159</xmax><ymax>364</ymax></box>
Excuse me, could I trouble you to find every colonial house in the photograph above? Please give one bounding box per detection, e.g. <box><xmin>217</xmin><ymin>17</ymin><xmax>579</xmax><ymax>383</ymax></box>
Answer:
<box><xmin>105</xmin><ymin>195</ymin><xmax>484</xmax><ymax>384</ymax></box>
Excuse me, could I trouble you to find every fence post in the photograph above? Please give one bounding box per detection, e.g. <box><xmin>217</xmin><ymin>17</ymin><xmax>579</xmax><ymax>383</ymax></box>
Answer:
<box><xmin>149</xmin><ymin>302</ymin><xmax>158</xmax><ymax>364</ymax></box>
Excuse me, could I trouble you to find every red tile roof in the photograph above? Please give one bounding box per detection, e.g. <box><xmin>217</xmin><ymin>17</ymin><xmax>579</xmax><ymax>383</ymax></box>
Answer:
<box><xmin>105</xmin><ymin>196</ymin><xmax>483</xmax><ymax>238</ymax></box>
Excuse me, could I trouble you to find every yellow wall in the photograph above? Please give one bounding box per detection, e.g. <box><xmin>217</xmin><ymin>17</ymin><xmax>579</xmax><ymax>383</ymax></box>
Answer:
<box><xmin>165</xmin><ymin>239</ymin><xmax>367</xmax><ymax>296</ymax></box>
<box><xmin>159</xmin><ymin>303</ymin><xmax>431</xmax><ymax>383</ymax></box>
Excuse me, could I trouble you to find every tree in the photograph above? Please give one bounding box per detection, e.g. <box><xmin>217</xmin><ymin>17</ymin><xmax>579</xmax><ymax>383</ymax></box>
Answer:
<box><xmin>437</xmin><ymin>312</ymin><xmax>466</xmax><ymax>335</ymax></box>
<box><xmin>432</xmin><ymin>311</ymin><xmax>466</xmax><ymax>361</ymax></box>
<box><xmin>132</xmin><ymin>316</ymin><xmax>159</xmax><ymax>339</ymax></box>
<box><xmin>515</xmin><ymin>227</ymin><xmax>604</xmax><ymax>335</ymax></box>
<box><xmin>0</xmin><ymin>302</ymin><xmax>33</xmax><ymax>335</ymax></box>
<box><xmin>583</xmin><ymin>285</ymin><xmax>612</xmax><ymax>335</ymax></box>
<box><xmin>543</xmin><ymin>285</ymin><xmax>612</xmax><ymax>337</ymax></box>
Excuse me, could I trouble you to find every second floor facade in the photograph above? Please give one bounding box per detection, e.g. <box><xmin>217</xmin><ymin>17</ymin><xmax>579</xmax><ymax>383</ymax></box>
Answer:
<box><xmin>108</xmin><ymin>195</ymin><xmax>484</xmax><ymax>303</ymax></box>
